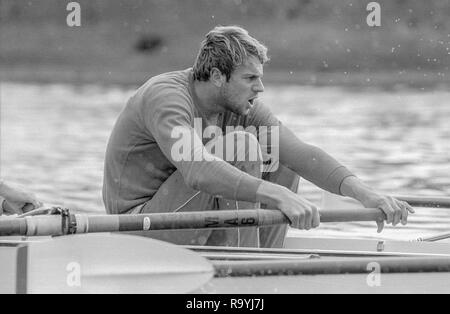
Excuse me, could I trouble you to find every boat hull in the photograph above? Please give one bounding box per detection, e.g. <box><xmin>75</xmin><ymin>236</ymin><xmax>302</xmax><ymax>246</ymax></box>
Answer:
<box><xmin>193</xmin><ymin>235</ymin><xmax>450</xmax><ymax>293</ymax></box>
<box><xmin>2</xmin><ymin>234</ymin><xmax>450</xmax><ymax>294</ymax></box>
<box><xmin>199</xmin><ymin>272</ymin><xmax>450</xmax><ymax>294</ymax></box>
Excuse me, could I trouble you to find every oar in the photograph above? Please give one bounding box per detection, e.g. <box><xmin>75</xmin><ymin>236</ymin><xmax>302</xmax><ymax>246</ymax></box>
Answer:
<box><xmin>0</xmin><ymin>208</ymin><xmax>386</xmax><ymax>237</ymax></box>
<box><xmin>0</xmin><ymin>233</ymin><xmax>213</xmax><ymax>294</ymax></box>
<box><xmin>416</xmin><ymin>233</ymin><xmax>450</xmax><ymax>242</ymax></box>
<box><xmin>322</xmin><ymin>191</ymin><xmax>450</xmax><ymax>209</ymax></box>
<box><xmin>394</xmin><ymin>195</ymin><xmax>450</xmax><ymax>208</ymax></box>
<box><xmin>213</xmin><ymin>256</ymin><xmax>450</xmax><ymax>277</ymax></box>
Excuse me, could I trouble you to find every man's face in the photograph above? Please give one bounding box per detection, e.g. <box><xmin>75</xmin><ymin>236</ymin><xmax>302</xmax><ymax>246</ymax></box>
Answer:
<box><xmin>220</xmin><ymin>56</ymin><xmax>265</xmax><ymax>115</ymax></box>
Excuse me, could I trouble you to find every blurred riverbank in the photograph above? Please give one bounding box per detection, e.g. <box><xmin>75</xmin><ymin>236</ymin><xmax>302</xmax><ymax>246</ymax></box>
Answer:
<box><xmin>1</xmin><ymin>0</ymin><xmax>448</xmax><ymax>88</ymax></box>
<box><xmin>1</xmin><ymin>65</ymin><xmax>448</xmax><ymax>90</ymax></box>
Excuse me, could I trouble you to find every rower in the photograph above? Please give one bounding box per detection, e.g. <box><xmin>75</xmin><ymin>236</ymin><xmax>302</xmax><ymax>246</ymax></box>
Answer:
<box><xmin>0</xmin><ymin>179</ymin><xmax>42</xmax><ymax>216</ymax></box>
<box><xmin>102</xmin><ymin>25</ymin><xmax>414</xmax><ymax>248</ymax></box>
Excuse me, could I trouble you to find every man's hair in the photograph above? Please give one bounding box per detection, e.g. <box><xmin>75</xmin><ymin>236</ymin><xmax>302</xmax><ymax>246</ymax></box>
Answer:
<box><xmin>193</xmin><ymin>25</ymin><xmax>269</xmax><ymax>82</ymax></box>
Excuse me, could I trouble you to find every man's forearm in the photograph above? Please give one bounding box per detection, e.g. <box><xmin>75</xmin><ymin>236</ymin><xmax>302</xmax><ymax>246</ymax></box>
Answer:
<box><xmin>340</xmin><ymin>176</ymin><xmax>376</xmax><ymax>204</ymax></box>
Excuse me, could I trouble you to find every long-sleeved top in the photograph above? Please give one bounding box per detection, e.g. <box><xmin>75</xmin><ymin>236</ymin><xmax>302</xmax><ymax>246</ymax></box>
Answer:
<box><xmin>103</xmin><ymin>68</ymin><xmax>354</xmax><ymax>214</ymax></box>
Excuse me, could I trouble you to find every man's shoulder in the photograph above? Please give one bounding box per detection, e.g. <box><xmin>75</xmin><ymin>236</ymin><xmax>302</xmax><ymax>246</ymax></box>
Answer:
<box><xmin>134</xmin><ymin>69</ymin><xmax>193</xmax><ymax>106</ymax></box>
<box><xmin>120</xmin><ymin>69</ymin><xmax>195</xmax><ymax>127</ymax></box>
<box><xmin>141</xmin><ymin>68</ymin><xmax>192</xmax><ymax>92</ymax></box>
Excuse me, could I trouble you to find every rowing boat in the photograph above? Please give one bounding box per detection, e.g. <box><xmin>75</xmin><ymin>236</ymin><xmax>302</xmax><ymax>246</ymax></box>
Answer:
<box><xmin>192</xmin><ymin>236</ymin><xmax>450</xmax><ymax>294</ymax></box>
<box><xmin>1</xmin><ymin>233</ymin><xmax>450</xmax><ymax>294</ymax></box>
<box><xmin>1</xmin><ymin>195</ymin><xmax>450</xmax><ymax>294</ymax></box>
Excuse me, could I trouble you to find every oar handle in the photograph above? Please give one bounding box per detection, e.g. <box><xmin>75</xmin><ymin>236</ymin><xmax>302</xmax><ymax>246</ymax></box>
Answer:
<box><xmin>0</xmin><ymin>208</ymin><xmax>385</xmax><ymax>237</ymax></box>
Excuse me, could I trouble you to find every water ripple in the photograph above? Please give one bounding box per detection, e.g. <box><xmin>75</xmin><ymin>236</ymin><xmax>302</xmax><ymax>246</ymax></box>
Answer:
<box><xmin>1</xmin><ymin>83</ymin><xmax>449</xmax><ymax>239</ymax></box>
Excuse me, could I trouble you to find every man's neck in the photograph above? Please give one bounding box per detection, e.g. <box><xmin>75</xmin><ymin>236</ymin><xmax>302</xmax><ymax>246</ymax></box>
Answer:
<box><xmin>192</xmin><ymin>80</ymin><xmax>225</xmax><ymax>120</ymax></box>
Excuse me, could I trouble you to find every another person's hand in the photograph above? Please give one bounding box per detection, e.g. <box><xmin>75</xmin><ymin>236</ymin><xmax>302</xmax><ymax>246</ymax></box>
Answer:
<box><xmin>0</xmin><ymin>182</ymin><xmax>42</xmax><ymax>215</ymax></box>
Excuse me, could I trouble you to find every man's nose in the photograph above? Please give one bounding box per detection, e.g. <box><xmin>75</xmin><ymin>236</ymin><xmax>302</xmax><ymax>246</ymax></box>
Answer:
<box><xmin>253</xmin><ymin>78</ymin><xmax>264</xmax><ymax>93</ymax></box>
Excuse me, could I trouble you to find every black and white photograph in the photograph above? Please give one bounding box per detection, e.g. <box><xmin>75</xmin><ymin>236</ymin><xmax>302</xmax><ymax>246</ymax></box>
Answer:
<box><xmin>0</xmin><ymin>0</ymin><xmax>449</xmax><ymax>296</ymax></box>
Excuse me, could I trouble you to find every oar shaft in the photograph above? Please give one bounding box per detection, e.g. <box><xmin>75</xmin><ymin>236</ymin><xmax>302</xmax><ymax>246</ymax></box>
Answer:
<box><xmin>395</xmin><ymin>195</ymin><xmax>450</xmax><ymax>208</ymax></box>
<box><xmin>214</xmin><ymin>256</ymin><xmax>450</xmax><ymax>277</ymax></box>
<box><xmin>77</xmin><ymin>209</ymin><xmax>288</xmax><ymax>234</ymax></box>
<box><xmin>0</xmin><ymin>208</ymin><xmax>385</xmax><ymax>237</ymax></box>
<box><xmin>76</xmin><ymin>208</ymin><xmax>386</xmax><ymax>232</ymax></box>
<box><xmin>321</xmin><ymin>208</ymin><xmax>385</xmax><ymax>222</ymax></box>
<box><xmin>417</xmin><ymin>233</ymin><xmax>450</xmax><ymax>242</ymax></box>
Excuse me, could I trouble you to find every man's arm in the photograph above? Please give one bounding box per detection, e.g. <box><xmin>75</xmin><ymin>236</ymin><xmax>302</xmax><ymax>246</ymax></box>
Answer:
<box><xmin>278</xmin><ymin>125</ymin><xmax>414</xmax><ymax>232</ymax></box>
<box><xmin>279</xmin><ymin>125</ymin><xmax>354</xmax><ymax>194</ymax></box>
<box><xmin>247</xmin><ymin>101</ymin><xmax>353</xmax><ymax>194</ymax></box>
<box><xmin>340</xmin><ymin>176</ymin><xmax>414</xmax><ymax>232</ymax></box>
<box><xmin>144</xmin><ymin>95</ymin><xmax>320</xmax><ymax>230</ymax></box>
<box><xmin>255</xmin><ymin>180</ymin><xmax>320</xmax><ymax>230</ymax></box>
<box><xmin>144</xmin><ymin>93</ymin><xmax>264</xmax><ymax>204</ymax></box>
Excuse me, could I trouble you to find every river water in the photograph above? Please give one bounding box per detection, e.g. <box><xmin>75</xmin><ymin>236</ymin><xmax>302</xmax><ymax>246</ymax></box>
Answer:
<box><xmin>1</xmin><ymin>82</ymin><xmax>449</xmax><ymax>241</ymax></box>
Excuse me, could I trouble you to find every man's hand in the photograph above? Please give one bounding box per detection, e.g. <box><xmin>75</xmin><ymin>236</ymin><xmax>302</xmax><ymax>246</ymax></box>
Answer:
<box><xmin>277</xmin><ymin>189</ymin><xmax>321</xmax><ymax>230</ymax></box>
<box><xmin>256</xmin><ymin>181</ymin><xmax>320</xmax><ymax>230</ymax></box>
<box><xmin>340</xmin><ymin>176</ymin><xmax>415</xmax><ymax>232</ymax></box>
<box><xmin>359</xmin><ymin>192</ymin><xmax>415</xmax><ymax>233</ymax></box>
<box><xmin>0</xmin><ymin>182</ymin><xmax>42</xmax><ymax>215</ymax></box>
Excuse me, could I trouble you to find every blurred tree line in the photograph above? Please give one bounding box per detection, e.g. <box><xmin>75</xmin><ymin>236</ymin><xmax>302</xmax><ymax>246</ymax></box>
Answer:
<box><xmin>1</xmin><ymin>0</ymin><xmax>448</xmax><ymax>30</ymax></box>
<box><xmin>0</xmin><ymin>0</ymin><xmax>448</xmax><ymax>83</ymax></box>
<box><xmin>0</xmin><ymin>0</ymin><xmax>448</xmax><ymax>29</ymax></box>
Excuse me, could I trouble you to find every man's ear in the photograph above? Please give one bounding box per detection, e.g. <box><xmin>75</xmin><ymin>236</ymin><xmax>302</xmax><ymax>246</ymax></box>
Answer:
<box><xmin>210</xmin><ymin>68</ymin><xmax>226</xmax><ymax>87</ymax></box>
